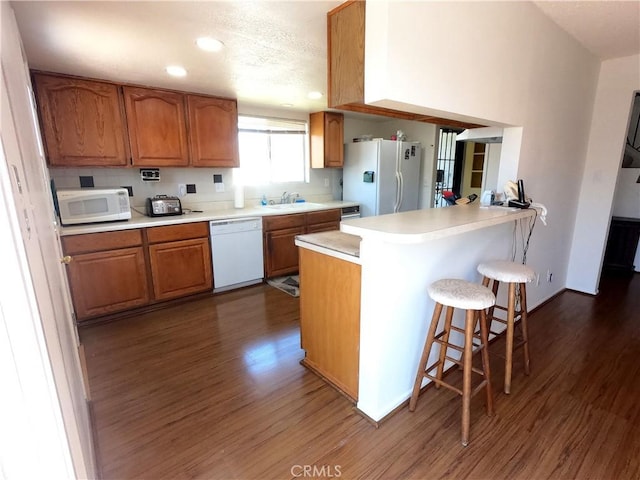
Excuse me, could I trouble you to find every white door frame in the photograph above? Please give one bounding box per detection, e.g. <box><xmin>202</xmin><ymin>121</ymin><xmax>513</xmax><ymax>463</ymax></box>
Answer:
<box><xmin>1</xmin><ymin>3</ymin><xmax>95</xmax><ymax>477</ymax></box>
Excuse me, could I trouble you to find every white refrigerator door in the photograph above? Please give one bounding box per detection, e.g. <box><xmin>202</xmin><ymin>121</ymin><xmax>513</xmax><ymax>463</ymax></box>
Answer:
<box><xmin>343</xmin><ymin>141</ymin><xmax>379</xmax><ymax>217</ymax></box>
<box><xmin>376</xmin><ymin>140</ymin><xmax>401</xmax><ymax>215</ymax></box>
<box><xmin>397</xmin><ymin>142</ymin><xmax>422</xmax><ymax>212</ymax></box>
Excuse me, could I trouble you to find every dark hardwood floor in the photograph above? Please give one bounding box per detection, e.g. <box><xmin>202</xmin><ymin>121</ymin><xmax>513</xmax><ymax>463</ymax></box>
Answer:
<box><xmin>79</xmin><ymin>272</ymin><xmax>640</xmax><ymax>480</ymax></box>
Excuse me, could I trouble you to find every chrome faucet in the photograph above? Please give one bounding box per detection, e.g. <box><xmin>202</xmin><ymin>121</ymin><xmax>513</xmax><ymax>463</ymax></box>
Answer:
<box><xmin>280</xmin><ymin>191</ymin><xmax>300</xmax><ymax>204</ymax></box>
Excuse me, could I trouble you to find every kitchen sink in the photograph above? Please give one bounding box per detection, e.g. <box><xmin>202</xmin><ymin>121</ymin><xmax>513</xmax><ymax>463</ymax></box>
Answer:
<box><xmin>264</xmin><ymin>202</ymin><xmax>324</xmax><ymax>210</ymax></box>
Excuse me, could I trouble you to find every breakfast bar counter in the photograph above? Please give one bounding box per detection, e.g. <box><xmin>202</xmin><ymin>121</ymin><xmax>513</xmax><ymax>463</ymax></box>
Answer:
<box><xmin>296</xmin><ymin>204</ymin><xmax>538</xmax><ymax>422</ymax></box>
<box><xmin>339</xmin><ymin>204</ymin><xmax>536</xmax><ymax>244</ymax></box>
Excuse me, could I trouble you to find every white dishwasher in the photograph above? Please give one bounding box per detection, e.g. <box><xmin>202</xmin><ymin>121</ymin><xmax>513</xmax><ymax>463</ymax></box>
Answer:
<box><xmin>210</xmin><ymin>217</ymin><xmax>264</xmax><ymax>292</ymax></box>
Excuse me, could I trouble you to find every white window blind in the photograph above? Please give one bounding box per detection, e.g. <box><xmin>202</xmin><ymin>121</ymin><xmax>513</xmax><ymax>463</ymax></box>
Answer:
<box><xmin>237</xmin><ymin>115</ymin><xmax>308</xmax><ymax>185</ymax></box>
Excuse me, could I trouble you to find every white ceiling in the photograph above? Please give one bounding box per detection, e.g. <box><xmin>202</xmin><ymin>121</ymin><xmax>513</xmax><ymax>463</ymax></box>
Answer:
<box><xmin>11</xmin><ymin>1</ymin><xmax>640</xmax><ymax>116</ymax></box>
<box><xmin>534</xmin><ymin>0</ymin><xmax>640</xmax><ymax>60</ymax></box>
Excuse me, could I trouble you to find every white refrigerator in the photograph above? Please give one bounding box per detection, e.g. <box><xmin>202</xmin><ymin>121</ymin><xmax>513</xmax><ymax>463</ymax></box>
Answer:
<box><xmin>343</xmin><ymin>139</ymin><xmax>422</xmax><ymax>217</ymax></box>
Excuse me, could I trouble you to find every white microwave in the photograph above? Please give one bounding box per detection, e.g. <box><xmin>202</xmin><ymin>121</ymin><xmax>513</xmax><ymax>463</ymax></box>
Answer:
<box><xmin>56</xmin><ymin>188</ymin><xmax>131</xmax><ymax>226</ymax></box>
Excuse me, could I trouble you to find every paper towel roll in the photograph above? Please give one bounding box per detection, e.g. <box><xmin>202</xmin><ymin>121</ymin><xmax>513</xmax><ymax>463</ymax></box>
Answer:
<box><xmin>234</xmin><ymin>184</ymin><xmax>244</xmax><ymax>209</ymax></box>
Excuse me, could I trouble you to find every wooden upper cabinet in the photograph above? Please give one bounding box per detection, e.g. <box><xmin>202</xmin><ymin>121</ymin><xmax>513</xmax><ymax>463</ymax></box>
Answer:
<box><xmin>123</xmin><ymin>86</ymin><xmax>189</xmax><ymax>166</ymax></box>
<box><xmin>327</xmin><ymin>1</ymin><xmax>365</xmax><ymax>109</ymax></box>
<box><xmin>309</xmin><ymin>111</ymin><xmax>344</xmax><ymax>168</ymax></box>
<box><xmin>32</xmin><ymin>73</ymin><xmax>129</xmax><ymax>167</ymax></box>
<box><xmin>187</xmin><ymin>95</ymin><xmax>239</xmax><ymax>167</ymax></box>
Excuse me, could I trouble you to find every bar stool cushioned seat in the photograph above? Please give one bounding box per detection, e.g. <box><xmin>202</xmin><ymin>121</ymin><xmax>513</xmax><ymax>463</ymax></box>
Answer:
<box><xmin>410</xmin><ymin>278</ymin><xmax>495</xmax><ymax>446</ymax></box>
<box><xmin>477</xmin><ymin>260</ymin><xmax>535</xmax><ymax>394</ymax></box>
<box><xmin>427</xmin><ymin>279</ymin><xmax>496</xmax><ymax>311</ymax></box>
<box><xmin>477</xmin><ymin>260</ymin><xmax>536</xmax><ymax>284</ymax></box>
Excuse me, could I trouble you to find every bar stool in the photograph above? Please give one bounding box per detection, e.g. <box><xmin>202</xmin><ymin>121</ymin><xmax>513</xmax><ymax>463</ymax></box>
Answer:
<box><xmin>409</xmin><ymin>279</ymin><xmax>495</xmax><ymax>446</ymax></box>
<box><xmin>477</xmin><ymin>260</ymin><xmax>536</xmax><ymax>394</ymax></box>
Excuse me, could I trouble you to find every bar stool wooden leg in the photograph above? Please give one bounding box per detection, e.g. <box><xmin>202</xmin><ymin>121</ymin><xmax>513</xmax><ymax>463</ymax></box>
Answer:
<box><xmin>504</xmin><ymin>282</ymin><xmax>516</xmax><ymax>394</ymax></box>
<box><xmin>409</xmin><ymin>302</ymin><xmax>443</xmax><ymax>411</ymax></box>
<box><xmin>411</xmin><ymin>278</ymin><xmax>496</xmax><ymax>446</ymax></box>
<box><xmin>482</xmin><ymin>277</ymin><xmax>500</xmax><ymax>324</ymax></box>
<box><xmin>478</xmin><ymin>260</ymin><xmax>536</xmax><ymax>395</ymax></box>
<box><xmin>461</xmin><ymin>309</ymin><xmax>475</xmax><ymax>446</ymax></box>
<box><xmin>435</xmin><ymin>306</ymin><xmax>455</xmax><ymax>387</ymax></box>
<box><xmin>519</xmin><ymin>283</ymin><xmax>531</xmax><ymax>376</ymax></box>
<box><xmin>478</xmin><ymin>309</ymin><xmax>494</xmax><ymax>416</ymax></box>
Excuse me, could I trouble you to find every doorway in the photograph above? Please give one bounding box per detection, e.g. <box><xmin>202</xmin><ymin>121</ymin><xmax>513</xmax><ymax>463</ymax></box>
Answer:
<box><xmin>434</xmin><ymin>128</ymin><xmax>464</xmax><ymax>207</ymax></box>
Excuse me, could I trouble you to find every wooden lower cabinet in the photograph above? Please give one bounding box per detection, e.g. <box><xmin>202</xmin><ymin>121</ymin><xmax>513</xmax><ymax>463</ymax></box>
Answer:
<box><xmin>264</xmin><ymin>226</ymin><xmax>306</xmax><ymax>278</ymax></box>
<box><xmin>148</xmin><ymin>237</ymin><xmax>212</xmax><ymax>300</ymax></box>
<box><xmin>263</xmin><ymin>213</ymin><xmax>306</xmax><ymax>278</ymax></box>
<box><xmin>299</xmin><ymin>247</ymin><xmax>361</xmax><ymax>400</ymax></box>
<box><xmin>62</xmin><ymin>230</ymin><xmax>150</xmax><ymax>320</ymax></box>
<box><xmin>66</xmin><ymin>247</ymin><xmax>150</xmax><ymax>319</ymax></box>
<box><xmin>263</xmin><ymin>209</ymin><xmax>341</xmax><ymax>278</ymax></box>
<box><xmin>62</xmin><ymin>222</ymin><xmax>212</xmax><ymax>321</ymax></box>
<box><xmin>306</xmin><ymin>209</ymin><xmax>341</xmax><ymax>233</ymax></box>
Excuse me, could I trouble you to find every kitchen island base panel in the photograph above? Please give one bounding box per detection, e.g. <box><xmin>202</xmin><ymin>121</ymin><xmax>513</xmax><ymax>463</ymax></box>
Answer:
<box><xmin>299</xmin><ymin>247</ymin><xmax>361</xmax><ymax>400</ymax></box>
<box><xmin>300</xmin><ymin>358</ymin><xmax>357</xmax><ymax>403</ymax></box>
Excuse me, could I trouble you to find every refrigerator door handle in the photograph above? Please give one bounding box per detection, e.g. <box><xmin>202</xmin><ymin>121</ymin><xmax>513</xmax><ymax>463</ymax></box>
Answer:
<box><xmin>394</xmin><ymin>171</ymin><xmax>400</xmax><ymax>212</ymax></box>
<box><xmin>394</xmin><ymin>141</ymin><xmax>402</xmax><ymax>213</ymax></box>
<box><xmin>398</xmin><ymin>172</ymin><xmax>404</xmax><ymax>211</ymax></box>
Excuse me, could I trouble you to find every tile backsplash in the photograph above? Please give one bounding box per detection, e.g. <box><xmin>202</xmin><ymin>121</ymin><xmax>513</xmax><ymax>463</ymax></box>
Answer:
<box><xmin>50</xmin><ymin>167</ymin><xmax>343</xmax><ymax>210</ymax></box>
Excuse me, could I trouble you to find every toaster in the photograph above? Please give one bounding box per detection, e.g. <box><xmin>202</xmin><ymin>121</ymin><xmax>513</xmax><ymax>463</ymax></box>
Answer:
<box><xmin>145</xmin><ymin>195</ymin><xmax>182</xmax><ymax>217</ymax></box>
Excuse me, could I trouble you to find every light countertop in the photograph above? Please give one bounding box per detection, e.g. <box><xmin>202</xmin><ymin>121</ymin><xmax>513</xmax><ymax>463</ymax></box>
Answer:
<box><xmin>59</xmin><ymin>200</ymin><xmax>358</xmax><ymax>236</ymax></box>
<box><xmin>295</xmin><ymin>231</ymin><xmax>362</xmax><ymax>264</ymax></box>
<box><xmin>340</xmin><ymin>204</ymin><xmax>538</xmax><ymax>244</ymax></box>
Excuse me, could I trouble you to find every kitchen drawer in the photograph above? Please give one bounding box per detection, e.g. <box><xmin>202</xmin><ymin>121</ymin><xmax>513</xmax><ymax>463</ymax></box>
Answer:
<box><xmin>306</xmin><ymin>221</ymin><xmax>340</xmax><ymax>233</ymax></box>
<box><xmin>146</xmin><ymin>222</ymin><xmax>209</xmax><ymax>243</ymax></box>
<box><xmin>263</xmin><ymin>213</ymin><xmax>306</xmax><ymax>231</ymax></box>
<box><xmin>62</xmin><ymin>229</ymin><xmax>143</xmax><ymax>255</ymax></box>
<box><xmin>306</xmin><ymin>208</ymin><xmax>341</xmax><ymax>225</ymax></box>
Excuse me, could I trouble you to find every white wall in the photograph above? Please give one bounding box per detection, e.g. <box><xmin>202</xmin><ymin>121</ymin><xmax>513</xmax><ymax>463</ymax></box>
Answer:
<box><xmin>567</xmin><ymin>55</ymin><xmax>640</xmax><ymax>292</ymax></box>
<box><xmin>363</xmin><ymin>1</ymin><xmax>602</xmax><ymax>306</ymax></box>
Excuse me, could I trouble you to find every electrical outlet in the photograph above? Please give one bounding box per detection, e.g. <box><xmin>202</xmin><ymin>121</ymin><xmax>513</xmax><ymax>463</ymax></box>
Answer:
<box><xmin>324</xmin><ymin>178</ymin><xmax>330</xmax><ymax>187</ymax></box>
<box><xmin>215</xmin><ymin>183</ymin><xmax>225</xmax><ymax>193</ymax></box>
<box><xmin>547</xmin><ymin>269</ymin><xmax>553</xmax><ymax>282</ymax></box>
<box><xmin>178</xmin><ymin>184</ymin><xmax>186</xmax><ymax>197</ymax></box>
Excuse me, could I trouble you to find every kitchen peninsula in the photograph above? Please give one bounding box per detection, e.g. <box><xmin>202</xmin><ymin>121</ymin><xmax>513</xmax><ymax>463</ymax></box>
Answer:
<box><xmin>296</xmin><ymin>204</ymin><xmax>537</xmax><ymax>423</ymax></box>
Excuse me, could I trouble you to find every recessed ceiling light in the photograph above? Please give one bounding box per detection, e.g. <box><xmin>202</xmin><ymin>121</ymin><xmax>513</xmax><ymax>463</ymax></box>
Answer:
<box><xmin>281</xmin><ymin>103</ymin><xmax>294</xmax><ymax>108</ymax></box>
<box><xmin>307</xmin><ymin>91</ymin><xmax>323</xmax><ymax>100</ymax></box>
<box><xmin>166</xmin><ymin>65</ymin><xmax>187</xmax><ymax>77</ymax></box>
<box><xmin>196</xmin><ymin>37</ymin><xmax>224</xmax><ymax>52</ymax></box>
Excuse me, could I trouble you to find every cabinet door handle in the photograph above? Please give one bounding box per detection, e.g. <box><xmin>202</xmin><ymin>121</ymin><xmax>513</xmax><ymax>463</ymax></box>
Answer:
<box><xmin>60</xmin><ymin>255</ymin><xmax>72</xmax><ymax>264</ymax></box>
